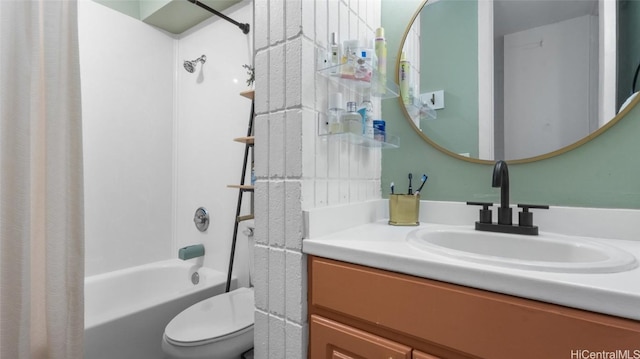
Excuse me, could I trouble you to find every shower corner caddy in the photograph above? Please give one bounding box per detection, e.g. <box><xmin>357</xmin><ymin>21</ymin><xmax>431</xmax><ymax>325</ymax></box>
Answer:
<box><xmin>225</xmin><ymin>89</ymin><xmax>255</xmax><ymax>293</ymax></box>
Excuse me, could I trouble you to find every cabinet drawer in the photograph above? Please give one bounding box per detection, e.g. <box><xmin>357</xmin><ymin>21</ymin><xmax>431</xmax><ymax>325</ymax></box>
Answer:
<box><xmin>309</xmin><ymin>256</ymin><xmax>640</xmax><ymax>359</ymax></box>
<box><xmin>310</xmin><ymin>314</ymin><xmax>412</xmax><ymax>359</ymax></box>
<box><xmin>413</xmin><ymin>350</ymin><xmax>441</xmax><ymax>359</ymax></box>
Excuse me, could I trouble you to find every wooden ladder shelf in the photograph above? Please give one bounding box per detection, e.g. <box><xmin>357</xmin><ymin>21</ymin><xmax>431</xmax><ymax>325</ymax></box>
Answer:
<box><xmin>225</xmin><ymin>90</ymin><xmax>255</xmax><ymax>293</ymax></box>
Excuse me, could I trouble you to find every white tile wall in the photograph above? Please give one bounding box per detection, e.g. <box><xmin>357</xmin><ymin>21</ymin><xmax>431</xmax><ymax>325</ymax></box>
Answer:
<box><xmin>285</xmin><ymin>110</ymin><xmax>303</xmax><ymax>177</ymax></box>
<box><xmin>285</xmin><ymin>250</ymin><xmax>306</xmax><ymax>323</ymax></box>
<box><xmin>285</xmin><ymin>321</ymin><xmax>307</xmax><ymax>358</ymax></box>
<box><xmin>254</xmin><ymin>244</ymin><xmax>269</xmax><ymax>310</ymax></box>
<box><xmin>268</xmin><ymin>316</ymin><xmax>286</xmax><ymax>358</ymax></box>
<box><xmin>285</xmin><ymin>40</ymin><xmax>303</xmax><ymax>109</ymax></box>
<box><xmin>269</xmin><ymin>0</ymin><xmax>285</xmax><ymax>45</ymax></box>
<box><xmin>253</xmin><ymin>0</ymin><xmax>382</xmax><ymax>357</ymax></box>
<box><xmin>268</xmin><ymin>113</ymin><xmax>286</xmax><ymax>176</ymax></box>
<box><xmin>268</xmin><ymin>181</ymin><xmax>285</xmax><ymax>247</ymax></box>
<box><xmin>285</xmin><ymin>181</ymin><xmax>303</xmax><ymax>250</ymax></box>
<box><xmin>285</xmin><ymin>0</ymin><xmax>302</xmax><ymax>39</ymax></box>
<box><xmin>268</xmin><ymin>248</ymin><xmax>286</xmax><ymax>315</ymax></box>
<box><xmin>254</xmin><ymin>309</ymin><xmax>270</xmax><ymax>358</ymax></box>
<box><xmin>269</xmin><ymin>44</ymin><xmax>286</xmax><ymax>111</ymax></box>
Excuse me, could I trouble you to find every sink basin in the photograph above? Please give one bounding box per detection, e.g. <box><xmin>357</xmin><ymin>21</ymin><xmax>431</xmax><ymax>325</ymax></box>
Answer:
<box><xmin>407</xmin><ymin>227</ymin><xmax>638</xmax><ymax>273</ymax></box>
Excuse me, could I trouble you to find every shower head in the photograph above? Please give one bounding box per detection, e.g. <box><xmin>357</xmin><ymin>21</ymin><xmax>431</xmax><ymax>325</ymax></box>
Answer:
<box><xmin>184</xmin><ymin>55</ymin><xmax>207</xmax><ymax>73</ymax></box>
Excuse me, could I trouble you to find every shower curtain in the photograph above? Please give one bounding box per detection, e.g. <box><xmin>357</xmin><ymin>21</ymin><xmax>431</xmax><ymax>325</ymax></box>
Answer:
<box><xmin>0</xmin><ymin>0</ymin><xmax>84</xmax><ymax>358</ymax></box>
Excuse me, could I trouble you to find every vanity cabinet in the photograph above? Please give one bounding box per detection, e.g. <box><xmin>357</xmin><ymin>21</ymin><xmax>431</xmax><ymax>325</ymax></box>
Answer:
<box><xmin>412</xmin><ymin>351</ymin><xmax>441</xmax><ymax>359</ymax></box>
<box><xmin>308</xmin><ymin>256</ymin><xmax>640</xmax><ymax>359</ymax></box>
<box><xmin>310</xmin><ymin>315</ymin><xmax>412</xmax><ymax>359</ymax></box>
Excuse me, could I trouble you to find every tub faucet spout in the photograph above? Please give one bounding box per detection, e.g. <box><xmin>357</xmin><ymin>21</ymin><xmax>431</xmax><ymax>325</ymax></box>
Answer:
<box><xmin>179</xmin><ymin>244</ymin><xmax>205</xmax><ymax>260</ymax></box>
<box><xmin>492</xmin><ymin>160</ymin><xmax>511</xmax><ymax>225</ymax></box>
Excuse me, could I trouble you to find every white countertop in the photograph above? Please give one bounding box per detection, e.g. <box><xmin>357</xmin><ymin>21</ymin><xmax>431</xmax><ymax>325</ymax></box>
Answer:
<box><xmin>303</xmin><ymin>219</ymin><xmax>640</xmax><ymax>321</ymax></box>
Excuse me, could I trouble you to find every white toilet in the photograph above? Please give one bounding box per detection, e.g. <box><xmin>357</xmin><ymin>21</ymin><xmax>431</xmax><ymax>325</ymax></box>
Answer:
<box><xmin>162</xmin><ymin>222</ymin><xmax>256</xmax><ymax>359</ymax></box>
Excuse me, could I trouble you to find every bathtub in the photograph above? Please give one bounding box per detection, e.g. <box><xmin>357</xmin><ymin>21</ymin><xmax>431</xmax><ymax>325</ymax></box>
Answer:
<box><xmin>84</xmin><ymin>259</ymin><xmax>233</xmax><ymax>359</ymax></box>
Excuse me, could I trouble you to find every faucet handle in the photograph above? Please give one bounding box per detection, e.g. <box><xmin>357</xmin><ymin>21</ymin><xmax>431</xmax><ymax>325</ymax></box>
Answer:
<box><xmin>467</xmin><ymin>201</ymin><xmax>493</xmax><ymax>224</ymax></box>
<box><xmin>517</xmin><ymin>204</ymin><xmax>549</xmax><ymax>227</ymax></box>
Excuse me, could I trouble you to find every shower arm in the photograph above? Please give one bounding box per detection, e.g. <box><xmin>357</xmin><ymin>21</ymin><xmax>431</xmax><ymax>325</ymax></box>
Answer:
<box><xmin>186</xmin><ymin>0</ymin><xmax>250</xmax><ymax>34</ymax></box>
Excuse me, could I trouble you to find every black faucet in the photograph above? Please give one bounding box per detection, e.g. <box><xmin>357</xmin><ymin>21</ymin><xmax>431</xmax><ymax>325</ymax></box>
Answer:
<box><xmin>492</xmin><ymin>160</ymin><xmax>512</xmax><ymax>225</ymax></box>
<box><xmin>467</xmin><ymin>160</ymin><xmax>549</xmax><ymax>235</ymax></box>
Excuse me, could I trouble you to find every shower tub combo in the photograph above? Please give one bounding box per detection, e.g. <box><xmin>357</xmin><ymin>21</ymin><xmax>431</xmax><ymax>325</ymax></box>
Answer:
<box><xmin>84</xmin><ymin>259</ymin><xmax>232</xmax><ymax>359</ymax></box>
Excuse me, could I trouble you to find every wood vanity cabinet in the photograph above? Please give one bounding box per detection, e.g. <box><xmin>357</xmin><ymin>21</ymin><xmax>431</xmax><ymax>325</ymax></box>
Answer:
<box><xmin>307</xmin><ymin>256</ymin><xmax>640</xmax><ymax>359</ymax></box>
<box><xmin>412</xmin><ymin>351</ymin><xmax>441</xmax><ymax>359</ymax></box>
<box><xmin>310</xmin><ymin>315</ymin><xmax>412</xmax><ymax>359</ymax></box>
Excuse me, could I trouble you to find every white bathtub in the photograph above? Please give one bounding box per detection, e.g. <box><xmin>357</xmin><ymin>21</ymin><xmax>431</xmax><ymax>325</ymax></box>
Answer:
<box><xmin>84</xmin><ymin>259</ymin><xmax>232</xmax><ymax>359</ymax></box>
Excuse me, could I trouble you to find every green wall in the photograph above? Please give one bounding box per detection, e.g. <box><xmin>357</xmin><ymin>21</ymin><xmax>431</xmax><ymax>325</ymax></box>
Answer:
<box><xmin>420</xmin><ymin>0</ymin><xmax>479</xmax><ymax>157</ymax></box>
<box><xmin>381</xmin><ymin>0</ymin><xmax>640</xmax><ymax>209</ymax></box>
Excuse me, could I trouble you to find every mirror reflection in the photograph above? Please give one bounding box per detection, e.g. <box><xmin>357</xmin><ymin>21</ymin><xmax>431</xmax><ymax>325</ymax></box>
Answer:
<box><xmin>400</xmin><ymin>0</ymin><xmax>640</xmax><ymax>161</ymax></box>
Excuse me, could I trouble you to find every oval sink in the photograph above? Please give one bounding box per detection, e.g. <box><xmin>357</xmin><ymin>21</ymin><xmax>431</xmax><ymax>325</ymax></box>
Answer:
<box><xmin>407</xmin><ymin>227</ymin><xmax>638</xmax><ymax>273</ymax></box>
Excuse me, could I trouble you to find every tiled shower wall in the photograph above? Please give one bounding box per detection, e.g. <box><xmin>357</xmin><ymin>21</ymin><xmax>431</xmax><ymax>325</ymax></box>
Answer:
<box><xmin>253</xmin><ymin>0</ymin><xmax>382</xmax><ymax>357</ymax></box>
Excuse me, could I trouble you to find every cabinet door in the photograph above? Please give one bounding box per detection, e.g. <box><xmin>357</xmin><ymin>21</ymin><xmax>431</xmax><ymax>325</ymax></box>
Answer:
<box><xmin>310</xmin><ymin>315</ymin><xmax>412</xmax><ymax>359</ymax></box>
<box><xmin>412</xmin><ymin>350</ymin><xmax>441</xmax><ymax>359</ymax></box>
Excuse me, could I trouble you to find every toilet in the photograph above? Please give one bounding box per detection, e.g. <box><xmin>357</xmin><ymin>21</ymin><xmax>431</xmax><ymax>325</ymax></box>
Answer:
<box><xmin>162</xmin><ymin>221</ymin><xmax>256</xmax><ymax>359</ymax></box>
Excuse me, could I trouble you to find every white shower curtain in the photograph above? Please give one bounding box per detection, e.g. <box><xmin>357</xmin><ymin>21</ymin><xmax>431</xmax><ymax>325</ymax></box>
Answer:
<box><xmin>0</xmin><ymin>0</ymin><xmax>84</xmax><ymax>358</ymax></box>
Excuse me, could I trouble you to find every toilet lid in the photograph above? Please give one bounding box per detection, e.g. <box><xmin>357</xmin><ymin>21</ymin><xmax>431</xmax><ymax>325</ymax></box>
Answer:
<box><xmin>165</xmin><ymin>287</ymin><xmax>254</xmax><ymax>345</ymax></box>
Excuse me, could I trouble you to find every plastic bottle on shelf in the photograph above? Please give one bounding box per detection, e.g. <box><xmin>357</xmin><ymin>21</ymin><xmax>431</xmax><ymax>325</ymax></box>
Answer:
<box><xmin>340</xmin><ymin>40</ymin><xmax>359</xmax><ymax>79</ymax></box>
<box><xmin>373</xmin><ymin>120</ymin><xmax>386</xmax><ymax>142</ymax></box>
<box><xmin>375</xmin><ymin>27</ymin><xmax>387</xmax><ymax>94</ymax></box>
<box><xmin>328</xmin><ymin>92</ymin><xmax>344</xmax><ymax>134</ymax></box>
<box><xmin>330</xmin><ymin>32</ymin><xmax>341</xmax><ymax>75</ymax></box>
<box><xmin>358</xmin><ymin>91</ymin><xmax>374</xmax><ymax>138</ymax></box>
<box><xmin>341</xmin><ymin>101</ymin><xmax>362</xmax><ymax>135</ymax></box>
<box><xmin>354</xmin><ymin>49</ymin><xmax>372</xmax><ymax>82</ymax></box>
<box><xmin>400</xmin><ymin>51</ymin><xmax>411</xmax><ymax>105</ymax></box>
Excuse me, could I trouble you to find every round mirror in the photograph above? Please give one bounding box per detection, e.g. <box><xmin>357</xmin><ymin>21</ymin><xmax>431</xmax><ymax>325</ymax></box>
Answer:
<box><xmin>398</xmin><ymin>0</ymin><xmax>640</xmax><ymax>163</ymax></box>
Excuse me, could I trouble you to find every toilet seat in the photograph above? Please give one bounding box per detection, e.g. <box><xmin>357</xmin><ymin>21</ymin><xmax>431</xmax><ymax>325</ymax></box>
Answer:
<box><xmin>164</xmin><ymin>287</ymin><xmax>254</xmax><ymax>347</ymax></box>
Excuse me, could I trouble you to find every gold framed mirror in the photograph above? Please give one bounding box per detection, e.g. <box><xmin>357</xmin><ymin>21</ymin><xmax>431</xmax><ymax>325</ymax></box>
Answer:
<box><xmin>397</xmin><ymin>0</ymin><xmax>640</xmax><ymax>164</ymax></box>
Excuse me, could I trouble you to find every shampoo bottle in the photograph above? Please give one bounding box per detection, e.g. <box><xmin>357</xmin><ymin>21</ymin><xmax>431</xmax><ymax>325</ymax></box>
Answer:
<box><xmin>375</xmin><ymin>27</ymin><xmax>387</xmax><ymax>94</ymax></box>
<box><xmin>400</xmin><ymin>51</ymin><xmax>411</xmax><ymax>105</ymax></box>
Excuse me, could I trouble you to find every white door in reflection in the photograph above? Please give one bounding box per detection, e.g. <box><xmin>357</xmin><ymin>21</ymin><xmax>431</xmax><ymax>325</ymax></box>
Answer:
<box><xmin>503</xmin><ymin>15</ymin><xmax>597</xmax><ymax>159</ymax></box>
